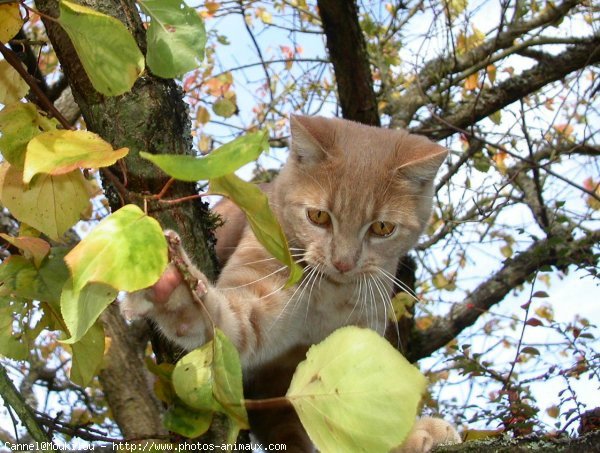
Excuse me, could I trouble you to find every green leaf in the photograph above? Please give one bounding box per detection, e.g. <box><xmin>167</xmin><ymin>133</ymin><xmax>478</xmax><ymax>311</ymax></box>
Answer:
<box><xmin>140</xmin><ymin>131</ymin><xmax>268</xmax><ymax>182</ymax></box>
<box><xmin>138</xmin><ymin>0</ymin><xmax>207</xmax><ymax>78</ymax></box>
<box><xmin>0</xmin><ymin>250</ymin><xmax>70</xmax><ymax>304</ymax></box>
<box><xmin>23</xmin><ymin>130</ymin><xmax>129</xmax><ymax>183</ymax></box>
<box><xmin>64</xmin><ymin>204</ymin><xmax>168</xmax><ymax>293</ymax></box>
<box><xmin>172</xmin><ymin>343</ymin><xmax>216</xmax><ymax>411</ymax></box>
<box><xmin>212</xmin><ymin>98</ymin><xmax>237</xmax><ymax>118</ymax></box>
<box><xmin>0</xmin><ymin>59</ymin><xmax>29</xmax><ymax>105</ymax></box>
<box><xmin>210</xmin><ymin>173</ymin><xmax>303</xmax><ymax>287</ymax></box>
<box><xmin>164</xmin><ymin>403</ymin><xmax>213</xmax><ymax>438</ymax></box>
<box><xmin>212</xmin><ymin>329</ymin><xmax>248</xmax><ymax>430</ymax></box>
<box><xmin>57</xmin><ymin>0</ymin><xmax>144</xmax><ymax>96</ymax></box>
<box><xmin>69</xmin><ymin>321</ymin><xmax>105</xmax><ymax>386</ymax></box>
<box><xmin>0</xmin><ymin>298</ymin><xmax>29</xmax><ymax>360</ymax></box>
<box><xmin>0</xmin><ymin>102</ymin><xmax>59</xmax><ymax>168</ymax></box>
<box><xmin>0</xmin><ymin>163</ymin><xmax>91</xmax><ymax>240</ymax></box>
<box><xmin>171</xmin><ymin>329</ymin><xmax>248</xmax><ymax>432</ymax></box>
<box><xmin>286</xmin><ymin>326</ymin><xmax>426</xmax><ymax>452</ymax></box>
<box><xmin>60</xmin><ymin>279</ymin><xmax>117</xmax><ymax>344</ymax></box>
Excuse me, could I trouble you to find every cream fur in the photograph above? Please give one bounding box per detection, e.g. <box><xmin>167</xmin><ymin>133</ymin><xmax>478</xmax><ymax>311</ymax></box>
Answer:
<box><xmin>123</xmin><ymin>116</ymin><xmax>459</xmax><ymax>451</ymax></box>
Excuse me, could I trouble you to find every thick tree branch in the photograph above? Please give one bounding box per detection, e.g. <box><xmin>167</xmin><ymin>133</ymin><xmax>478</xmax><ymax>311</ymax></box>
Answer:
<box><xmin>316</xmin><ymin>0</ymin><xmax>380</xmax><ymax>126</ymax></box>
<box><xmin>0</xmin><ymin>363</ymin><xmax>51</xmax><ymax>446</ymax></box>
<box><xmin>414</xmin><ymin>37</ymin><xmax>600</xmax><ymax>140</ymax></box>
<box><xmin>388</xmin><ymin>0</ymin><xmax>582</xmax><ymax>126</ymax></box>
<box><xmin>407</xmin><ymin>229</ymin><xmax>600</xmax><ymax>362</ymax></box>
<box><xmin>98</xmin><ymin>305</ymin><xmax>166</xmax><ymax>440</ymax></box>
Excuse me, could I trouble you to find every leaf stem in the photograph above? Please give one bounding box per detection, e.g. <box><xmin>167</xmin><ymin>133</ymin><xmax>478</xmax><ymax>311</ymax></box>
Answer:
<box><xmin>243</xmin><ymin>396</ymin><xmax>290</xmax><ymax>411</ymax></box>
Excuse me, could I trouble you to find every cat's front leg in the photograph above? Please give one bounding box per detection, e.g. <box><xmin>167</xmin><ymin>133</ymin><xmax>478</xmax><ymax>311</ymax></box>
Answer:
<box><xmin>121</xmin><ymin>259</ymin><xmax>216</xmax><ymax>351</ymax></box>
<box><xmin>394</xmin><ymin>417</ymin><xmax>461</xmax><ymax>453</ymax></box>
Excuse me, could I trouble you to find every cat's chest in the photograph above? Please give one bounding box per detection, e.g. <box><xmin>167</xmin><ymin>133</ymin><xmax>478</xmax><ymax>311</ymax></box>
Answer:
<box><xmin>295</xmin><ymin>278</ymin><xmax>387</xmax><ymax>344</ymax></box>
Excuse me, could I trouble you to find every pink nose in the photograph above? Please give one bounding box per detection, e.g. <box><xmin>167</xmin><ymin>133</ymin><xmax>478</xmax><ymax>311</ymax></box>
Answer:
<box><xmin>333</xmin><ymin>260</ymin><xmax>354</xmax><ymax>273</ymax></box>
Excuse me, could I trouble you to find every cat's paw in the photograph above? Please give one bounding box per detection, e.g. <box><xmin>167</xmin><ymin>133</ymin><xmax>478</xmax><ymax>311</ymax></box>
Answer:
<box><xmin>395</xmin><ymin>417</ymin><xmax>461</xmax><ymax>453</ymax></box>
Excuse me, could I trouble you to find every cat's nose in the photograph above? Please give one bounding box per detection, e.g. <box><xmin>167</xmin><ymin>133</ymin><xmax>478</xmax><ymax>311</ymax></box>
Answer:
<box><xmin>333</xmin><ymin>259</ymin><xmax>355</xmax><ymax>273</ymax></box>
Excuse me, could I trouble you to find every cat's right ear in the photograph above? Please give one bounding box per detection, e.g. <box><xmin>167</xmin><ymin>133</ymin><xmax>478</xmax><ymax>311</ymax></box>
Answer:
<box><xmin>290</xmin><ymin>115</ymin><xmax>334</xmax><ymax>165</ymax></box>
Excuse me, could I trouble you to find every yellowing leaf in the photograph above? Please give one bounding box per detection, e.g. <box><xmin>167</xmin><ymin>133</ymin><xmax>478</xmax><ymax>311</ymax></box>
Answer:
<box><xmin>287</xmin><ymin>327</ymin><xmax>426</xmax><ymax>452</ymax></box>
<box><xmin>389</xmin><ymin>292</ymin><xmax>415</xmax><ymax>322</ymax></box>
<box><xmin>172</xmin><ymin>342</ymin><xmax>216</xmax><ymax>411</ymax></box>
<box><xmin>69</xmin><ymin>321</ymin><xmax>105</xmax><ymax>386</ymax></box>
<box><xmin>210</xmin><ymin>174</ymin><xmax>303</xmax><ymax>287</ymax></box>
<box><xmin>0</xmin><ymin>234</ymin><xmax>50</xmax><ymax>268</ymax></box>
<box><xmin>138</xmin><ymin>0</ymin><xmax>207</xmax><ymax>79</ymax></box>
<box><xmin>213</xmin><ymin>97</ymin><xmax>237</xmax><ymax>118</ymax></box>
<box><xmin>57</xmin><ymin>0</ymin><xmax>144</xmax><ymax>96</ymax></box>
<box><xmin>447</xmin><ymin>0</ymin><xmax>468</xmax><ymax>19</ymax></box>
<box><xmin>64</xmin><ymin>204</ymin><xmax>167</xmax><ymax>293</ymax></box>
<box><xmin>546</xmin><ymin>405</ymin><xmax>560</xmax><ymax>418</ymax></box>
<box><xmin>0</xmin><ymin>59</ymin><xmax>29</xmax><ymax>105</ymax></box>
<box><xmin>487</xmin><ymin>64</ymin><xmax>497</xmax><ymax>83</ymax></box>
<box><xmin>196</xmin><ymin>106</ymin><xmax>211</xmax><ymax>125</ymax></box>
<box><xmin>0</xmin><ymin>163</ymin><xmax>91</xmax><ymax>240</ymax></box>
<box><xmin>141</xmin><ymin>131</ymin><xmax>268</xmax><ymax>181</ymax></box>
<box><xmin>23</xmin><ymin>130</ymin><xmax>129</xmax><ymax>183</ymax></box>
<box><xmin>463</xmin><ymin>429</ymin><xmax>503</xmax><ymax>441</ymax></box>
<box><xmin>0</xmin><ymin>102</ymin><xmax>60</xmax><ymax>168</ymax></box>
<box><xmin>170</xmin><ymin>329</ymin><xmax>248</xmax><ymax>439</ymax></box>
<box><xmin>0</xmin><ymin>3</ymin><xmax>23</xmax><ymax>42</ymax></box>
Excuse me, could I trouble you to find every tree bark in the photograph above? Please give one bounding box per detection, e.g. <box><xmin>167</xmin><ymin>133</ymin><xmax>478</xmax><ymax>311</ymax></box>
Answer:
<box><xmin>316</xmin><ymin>0</ymin><xmax>380</xmax><ymax>126</ymax></box>
<box><xmin>34</xmin><ymin>0</ymin><xmax>219</xmax><ymax>439</ymax></box>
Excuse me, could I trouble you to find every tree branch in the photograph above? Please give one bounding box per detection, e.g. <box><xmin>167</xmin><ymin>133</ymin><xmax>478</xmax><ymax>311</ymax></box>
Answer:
<box><xmin>407</xmin><ymin>229</ymin><xmax>600</xmax><ymax>362</ymax></box>
<box><xmin>388</xmin><ymin>0</ymin><xmax>583</xmax><ymax>127</ymax></box>
<box><xmin>414</xmin><ymin>37</ymin><xmax>600</xmax><ymax>140</ymax></box>
<box><xmin>0</xmin><ymin>362</ymin><xmax>51</xmax><ymax>446</ymax></box>
<box><xmin>316</xmin><ymin>0</ymin><xmax>380</xmax><ymax>125</ymax></box>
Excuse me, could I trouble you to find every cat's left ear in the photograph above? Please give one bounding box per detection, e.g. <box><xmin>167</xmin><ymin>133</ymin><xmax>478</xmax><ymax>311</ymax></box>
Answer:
<box><xmin>396</xmin><ymin>138</ymin><xmax>447</xmax><ymax>182</ymax></box>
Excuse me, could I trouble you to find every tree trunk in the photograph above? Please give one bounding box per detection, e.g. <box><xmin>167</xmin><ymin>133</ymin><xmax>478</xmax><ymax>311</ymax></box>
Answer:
<box><xmin>34</xmin><ymin>0</ymin><xmax>219</xmax><ymax>440</ymax></box>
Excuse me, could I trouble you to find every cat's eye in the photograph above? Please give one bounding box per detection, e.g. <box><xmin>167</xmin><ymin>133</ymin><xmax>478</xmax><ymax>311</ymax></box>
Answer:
<box><xmin>307</xmin><ymin>209</ymin><xmax>331</xmax><ymax>227</ymax></box>
<box><xmin>370</xmin><ymin>221</ymin><xmax>396</xmax><ymax>237</ymax></box>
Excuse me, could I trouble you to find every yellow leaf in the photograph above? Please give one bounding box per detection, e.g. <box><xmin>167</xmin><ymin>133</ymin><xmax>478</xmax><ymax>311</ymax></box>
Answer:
<box><xmin>464</xmin><ymin>72</ymin><xmax>479</xmax><ymax>91</ymax></box>
<box><xmin>0</xmin><ymin>60</ymin><xmax>29</xmax><ymax>105</ymax></box>
<box><xmin>197</xmin><ymin>106</ymin><xmax>211</xmax><ymax>125</ymax></box>
<box><xmin>487</xmin><ymin>64</ymin><xmax>496</xmax><ymax>83</ymax></box>
<box><xmin>205</xmin><ymin>2</ymin><xmax>220</xmax><ymax>14</ymax></box>
<box><xmin>0</xmin><ymin>3</ymin><xmax>23</xmax><ymax>42</ymax></box>
<box><xmin>546</xmin><ymin>405</ymin><xmax>560</xmax><ymax>418</ymax></box>
<box><xmin>23</xmin><ymin>130</ymin><xmax>128</xmax><ymax>183</ymax></box>
<box><xmin>0</xmin><ymin>233</ymin><xmax>50</xmax><ymax>268</ymax></box>
<box><xmin>0</xmin><ymin>163</ymin><xmax>90</xmax><ymax>240</ymax></box>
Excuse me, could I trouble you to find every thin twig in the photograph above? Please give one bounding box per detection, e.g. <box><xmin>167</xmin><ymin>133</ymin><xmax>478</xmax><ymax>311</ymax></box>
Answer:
<box><xmin>0</xmin><ymin>41</ymin><xmax>73</xmax><ymax>130</ymax></box>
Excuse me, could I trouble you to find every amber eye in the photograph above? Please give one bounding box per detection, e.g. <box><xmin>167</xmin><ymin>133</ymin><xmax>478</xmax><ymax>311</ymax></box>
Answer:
<box><xmin>370</xmin><ymin>221</ymin><xmax>396</xmax><ymax>237</ymax></box>
<box><xmin>307</xmin><ymin>209</ymin><xmax>331</xmax><ymax>227</ymax></box>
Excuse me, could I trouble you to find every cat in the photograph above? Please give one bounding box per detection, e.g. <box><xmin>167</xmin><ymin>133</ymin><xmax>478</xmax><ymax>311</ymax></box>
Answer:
<box><xmin>123</xmin><ymin>115</ymin><xmax>461</xmax><ymax>451</ymax></box>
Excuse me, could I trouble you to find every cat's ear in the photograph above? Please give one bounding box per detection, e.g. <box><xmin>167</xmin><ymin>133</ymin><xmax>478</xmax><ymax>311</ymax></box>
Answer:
<box><xmin>290</xmin><ymin>115</ymin><xmax>335</xmax><ymax>165</ymax></box>
<box><xmin>396</xmin><ymin>138</ymin><xmax>447</xmax><ymax>182</ymax></box>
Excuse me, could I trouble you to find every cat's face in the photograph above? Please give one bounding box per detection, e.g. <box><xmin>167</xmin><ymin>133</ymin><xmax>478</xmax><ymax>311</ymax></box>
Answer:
<box><xmin>273</xmin><ymin>116</ymin><xmax>446</xmax><ymax>284</ymax></box>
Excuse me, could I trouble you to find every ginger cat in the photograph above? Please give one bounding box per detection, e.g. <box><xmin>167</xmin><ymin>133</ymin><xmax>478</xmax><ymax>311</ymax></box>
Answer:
<box><xmin>123</xmin><ymin>115</ymin><xmax>460</xmax><ymax>451</ymax></box>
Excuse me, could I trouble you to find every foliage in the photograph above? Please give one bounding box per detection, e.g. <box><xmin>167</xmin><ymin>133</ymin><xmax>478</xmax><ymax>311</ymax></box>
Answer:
<box><xmin>0</xmin><ymin>0</ymin><xmax>598</xmax><ymax>450</ymax></box>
